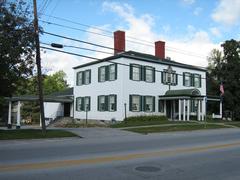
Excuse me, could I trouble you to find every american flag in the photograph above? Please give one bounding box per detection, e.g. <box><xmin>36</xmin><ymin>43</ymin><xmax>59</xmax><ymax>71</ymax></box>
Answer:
<box><xmin>220</xmin><ymin>82</ymin><xmax>224</xmax><ymax>96</ymax></box>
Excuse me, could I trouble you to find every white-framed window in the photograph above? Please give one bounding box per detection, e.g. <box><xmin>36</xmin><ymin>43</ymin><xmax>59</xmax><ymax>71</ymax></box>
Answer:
<box><xmin>76</xmin><ymin>70</ymin><xmax>91</xmax><ymax>86</ymax></box>
<box><xmin>194</xmin><ymin>74</ymin><xmax>201</xmax><ymax>88</ymax></box>
<box><xmin>109</xmin><ymin>64</ymin><xmax>117</xmax><ymax>81</ymax></box>
<box><xmin>109</xmin><ymin>95</ymin><xmax>117</xmax><ymax>112</ymax></box>
<box><xmin>183</xmin><ymin>72</ymin><xmax>191</xmax><ymax>87</ymax></box>
<box><xmin>145</xmin><ymin>66</ymin><xmax>155</xmax><ymax>82</ymax></box>
<box><xmin>77</xmin><ymin>72</ymin><xmax>83</xmax><ymax>85</ymax></box>
<box><xmin>144</xmin><ymin>96</ymin><xmax>154</xmax><ymax>112</ymax></box>
<box><xmin>99</xmin><ymin>66</ymin><xmax>106</xmax><ymax>82</ymax></box>
<box><xmin>85</xmin><ymin>70</ymin><xmax>91</xmax><ymax>85</ymax></box>
<box><xmin>130</xmin><ymin>95</ymin><xmax>141</xmax><ymax>112</ymax></box>
<box><xmin>162</xmin><ymin>70</ymin><xmax>177</xmax><ymax>85</ymax></box>
<box><xmin>132</xmin><ymin>64</ymin><xmax>141</xmax><ymax>81</ymax></box>
<box><xmin>84</xmin><ymin>97</ymin><xmax>90</xmax><ymax>111</ymax></box>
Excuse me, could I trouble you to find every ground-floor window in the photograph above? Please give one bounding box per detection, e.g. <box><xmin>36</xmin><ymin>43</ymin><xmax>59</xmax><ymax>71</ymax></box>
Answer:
<box><xmin>76</xmin><ymin>96</ymin><xmax>91</xmax><ymax>112</ymax></box>
<box><xmin>98</xmin><ymin>95</ymin><xmax>117</xmax><ymax>112</ymax></box>
<box><xmin>130</xmin><ymin>95</ymin><xmax>155</xmax><ymax>112</ymax></box>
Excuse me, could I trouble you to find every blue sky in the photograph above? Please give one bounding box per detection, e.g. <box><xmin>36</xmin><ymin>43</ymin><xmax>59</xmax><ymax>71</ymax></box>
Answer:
<box><xmin>36</xmin><ymin>0</ymin><xmax>240</xmax><ymax>85</ymax></box>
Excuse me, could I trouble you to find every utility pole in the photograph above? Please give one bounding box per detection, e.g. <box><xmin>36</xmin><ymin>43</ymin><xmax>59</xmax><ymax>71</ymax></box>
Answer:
<box><xmin>33</xmin><ymin>0</ymin><xmax>46</xmax><ymax>134</ymax></box>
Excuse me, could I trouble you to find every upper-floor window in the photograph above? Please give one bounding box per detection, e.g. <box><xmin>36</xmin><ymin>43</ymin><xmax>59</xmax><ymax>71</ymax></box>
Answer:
<box><xmin>76</xmin><ymin>96</ymin><xmax>91</xmax><ymax>111</ymax></box>
<box><xmin>145</xmin><ymin>66</ymin><xmax>155</xmax><ymax>82</ymax></box>
<box><xmin>98</xmin><ymin>64</ymin><xmax>117</xmax><ymax>82</ymax></box>
<box><xmin>130</xmin><ymin>64</ymin><xmax>155</xmax><ymax>82</ymax></box>
<box><xmin>183</xmin><ymin>72</ymin><xmax>191</xmax><ymax>87</ymax></box>
<box><xmin>183</xmin><ymin>72</ymin><xmax>201</xmax><ymax>88</ymax></box>
<box><xmin>162</xmin><ymin>70</ymin><xmax>178</xmax><ymax>85</ymax></box>
<box><xmin>76</xmin><ymin>70</ymin><xmax>91</xmax><ymax>86</ymax></box>
<box><xmin>193</xmin><ymin>74</ymin><xmax>201</xmax><ymax>88</ymax></box>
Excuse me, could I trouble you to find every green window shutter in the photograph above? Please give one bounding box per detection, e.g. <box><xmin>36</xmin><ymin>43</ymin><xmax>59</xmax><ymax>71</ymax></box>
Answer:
<box><xmin>75</xmin><ymin>98</ymin><xmax>79</xmax><ymax>111</ymax></box>
<box><xmin>199</xmin><ymin>75</ymin><xmax>201</xmax><ymax>87</ymax></box>
<box><xmin>115</xmin><ymin>64</ymin><xmax>117</xmax><ymax>80</ymax></box>
<box><xmin>97</xmin><ymin>96</ymin><xmax>100</xmax><ymax>111</ymax></box>
<box><xmin>183</xmin><ymin>73</ymin><xmax>186</xmax><ymax>86</ymax></box>
<box><xmin>114</xmin><ymin>95</ymin><xmax>117</xmax><ymax>111</ymax></box>
<box><xmin>141</xmin><ymin>66</ymin><xmax>145</xmax><ymax>81</ymax></box>
<box><xmin>161</xmin><ymin>72</ymin><xmax>164</xmax><ymax>83</ymax></box>
<box><xmin>191</xmin><ymin>74</ymin><xmax>194</xmax><ymax>86</ymax></box>
<box><xmin>130</xmin><ymin>64</ymin><xmax>133</xmax><ymax>80</ymax></box>
<box><xmin>153</xmin><ymin>68</ymin><xmax>156</xmax><ymax>82</ymax></box>
<box><xmin>87</xmin><ymin>96</ymin><xmax>91</xmax><ymax>111</ymax></box>
<box><xmin>175</xmin><ymin>74</ymin><xmax>178</xmax><ymax>85</ymax></box>
<box><xmin>82</xmin><ymin>71</ymin><xmax>85</xmax><ymax>85</ymax></box>
<box><xmin>129</xmin><ymin>95</ymin><xmax>132</xmax><ymax>111</ymax></box>
<box><xmin>89</xmin><ymin>70</ymin><xmax>91</xmax><ymax>84</ymax></box>
<box><xmin>76</xmin><ymin>73</ymin><xmax>79</xmax><ymax>86</ymax></box>
<box><xmin>141</xmin><ymin>96</ymin><xmax>144</xmax><ymax>112</ymax></box>
<box><xmin>105</xmin><ymin>96</ymin><xmax>109</xmax><ymax>111</ymax></box>
<box><xmin>105</xmin><ymin>66</ymin><xmax>109</xmax><ymax>81</ymax></box>
<box><xmin>152</xmin><ymin>96</ymin><xmax>155</xmax><ymax>112</ymax></box>
<box><xmin>98</xmin><ymin>67</ymin><xmax>100</xmax><ymax>82</ymax></box>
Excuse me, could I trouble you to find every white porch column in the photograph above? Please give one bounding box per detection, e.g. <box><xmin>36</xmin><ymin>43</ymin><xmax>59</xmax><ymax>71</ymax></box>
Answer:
<box><xmin>178</xmin><ymin>99</ymin><xmax>181</xmax><ymax>121</ymax></box>
<box><xmin>16</xmin><ymin>101</ymin><xmax>21</xmax><ymax>129</ymax></box>
<box><xmin>8</xmin><ymin>101</ymin><xmax>12</xmax><ymax>128</ymax></box>
<box><xmin>183</xmin><ymin>99</ymin><xmax>186</xmax><ymax>121</ymax></box>
<box><xmin>40</xmin><ymin>114</ymin><xmax>42</xmax><ymax>127</ymax></box>
<box><xmin>201</xmin><ymin>100</ymin><xmax>205</xmax><ymax>121</ymax></box>
<box><xmin>197</xmin><ymin>100</ymin><xmax>201</xmax><ymax>121</ymax></box>
<box><xmin>187</xmin><ymin>99</ymin><xmax>190</xmax><ymax>121</ymax></box>
<box><xmin>164</xmin><ymin>100</ymin><xmax>166</xmax><ymax>115</ymax></box>
<box><xmin>220</xmin><ymin>100</ymin><xmax>223</xmax><ymax>118</ymax></box>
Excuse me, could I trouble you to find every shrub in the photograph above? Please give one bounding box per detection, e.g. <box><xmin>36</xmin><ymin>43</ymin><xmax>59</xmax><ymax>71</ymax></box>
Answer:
<box><xmin>124</xmin><ymin>115</ymin><xmax>168</xmax><ymax>123</ymax></box>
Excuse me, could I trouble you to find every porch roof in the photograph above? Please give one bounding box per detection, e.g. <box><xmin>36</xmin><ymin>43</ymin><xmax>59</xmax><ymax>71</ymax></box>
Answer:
<box><xmin>5</xmin><ymin>95</ymin><xmax>73</xmax><ymax>103</ymax></box>
<box><xmin>164</xmin><ymin>88</ymin><xmax>202</xmax><ymax>97</ymax></box>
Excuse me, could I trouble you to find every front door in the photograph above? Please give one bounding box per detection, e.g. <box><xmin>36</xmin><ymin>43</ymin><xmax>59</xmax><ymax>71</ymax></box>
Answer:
<box><xmin>64</xmin><ymin>103</ymin><xmax>70</xmax><ymax>117</ymax></box>
<box><xmin>166</xmin><ymin>100</ymin><xmax>172</xmax><ymax>119</ymax></box>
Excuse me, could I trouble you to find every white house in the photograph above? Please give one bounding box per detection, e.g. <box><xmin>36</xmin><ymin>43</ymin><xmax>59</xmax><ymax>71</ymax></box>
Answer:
<box><xmin>73</xmin><ymin>30</ymin><xmax>209</xmax><ymax>122</ymax></box>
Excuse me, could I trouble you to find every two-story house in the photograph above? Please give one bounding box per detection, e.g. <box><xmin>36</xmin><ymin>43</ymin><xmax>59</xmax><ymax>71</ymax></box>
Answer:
<box><xmin>73</xmin><ymin>30</ymin><xmax>207</xmax><ymax>121</ymax></box>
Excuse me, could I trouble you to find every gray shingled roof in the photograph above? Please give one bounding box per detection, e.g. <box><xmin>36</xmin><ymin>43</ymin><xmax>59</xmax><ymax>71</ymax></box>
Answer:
<box><xmin>73</xmin><ymin>51</ymin><xmax>206</xmax><ymax>72</ymax></box>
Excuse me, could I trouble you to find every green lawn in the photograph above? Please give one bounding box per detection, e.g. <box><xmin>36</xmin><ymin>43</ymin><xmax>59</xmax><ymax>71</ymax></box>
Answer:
<box><xmin>125</xmin><ymin>124</ymin><xmax>230</xmax><ymax>134</ymax></box>
<box><xmin>0</xmin><ymin>129</ymin><xmax>78</xmax><ymax>140</ymax></box>
<box><xmin>110</xmin><ymin>115</ymin><xmax>198</xmax><ymax>128</ymax></box>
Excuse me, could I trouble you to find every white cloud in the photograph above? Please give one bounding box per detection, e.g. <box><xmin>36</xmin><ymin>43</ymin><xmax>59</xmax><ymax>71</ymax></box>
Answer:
<box><xmin>193</xmin><ymin>7</ymin><xmax>202</xmax><ymax>16</ymax></box>
<box><xmin>181</xmin><ymin>0</ymin><xmax>195</xmax><ymax>5</ymax></box>
<box><xmin>211</xmin><ymin>0</ymin><xmax>240</xmax><ymax>26</ymax></box>
<box><xmin>210</xmin><ymin>27</ymin><xmax>221</xmax><ymax>37</ymax></box>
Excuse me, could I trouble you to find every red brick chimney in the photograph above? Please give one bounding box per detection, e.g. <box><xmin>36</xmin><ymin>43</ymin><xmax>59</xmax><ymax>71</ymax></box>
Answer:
<box><xmin>114</xmin><ymin>30</ymin><xmax>125</xmax><ymax>55</ymax></box>
<box><xmin>155</xmin><ymin>41</ymin><xmax>165</xmax><ymax>59</ymax></box>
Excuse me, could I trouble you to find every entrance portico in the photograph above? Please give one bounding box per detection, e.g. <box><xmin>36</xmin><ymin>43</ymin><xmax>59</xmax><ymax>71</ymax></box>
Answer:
<box><xmin>159</xmin><ymin>89</ymin><xmax>205</xmax><ymax>121</ymax></box>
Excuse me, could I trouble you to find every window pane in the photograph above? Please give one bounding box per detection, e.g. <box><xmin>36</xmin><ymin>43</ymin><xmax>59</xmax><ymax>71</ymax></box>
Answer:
<box><xmin>77</xmin><ymin>72</ymin><xmax>83</xmax><ymax>85</ymax></box>
<box><xmin>85</xmin><ymin>97</ymin><xmax>90</xmax><ymax>111</ymax></box>
<box><xmin>99</xmin><ymin>67</ymin><xmax>105</xmax><ymax>82</ymax></box>
<box><xmin>109</xmin><ymin>65</ymin><xmax>116</xmax><ymax>81</ymax></box>
<box><xmin>132</xmin><ymin>96</ymin><xmax>140</xmax><ymax>111</ymax></box>
<box><xmin>146</xmin><ymin>67</ymin><xmax>153</xmax><ymax>82</ymax></box>
<box><xmin>84</xmin><ymin>71</ymin><xmax>89</xmax><ymax>84</ymax></box>
<box><xmin>185</xmin><ymin>73</ymin><xmax>191</xmax><ymax>86</ymax></box>
<box><xmin>194</xmin><ymin>75</ymin><xmax>200</xmax><ymax>87</ymax></box>
<box><xmin>109</xmin><ymin>95</ymin><xmax>116</xmax><ymax>111</ymax></box>
<box><xmin>132</xmin><ymin>66</ymin><xmax>140</xmax><ymax>80</ymax></box>
<box><xmin>99</xmin><ymin>96</ymin><xmax>105</xmax><ymax>111</ymax></box>
<box><xmin>145</xmin><ymin>97</ymin><xmax>153</xmax><ymax>112</ymax></box>
<box><xmin>159</xmin><ymin>100</ymin><xmax>164</xmax><ymax>113</ymax></box>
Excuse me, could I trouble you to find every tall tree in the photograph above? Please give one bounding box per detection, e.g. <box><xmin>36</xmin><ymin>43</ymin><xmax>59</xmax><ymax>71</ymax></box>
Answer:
<box><xmin>208</xmin><ymin>40</ymin><xmax>240</xmax><ymax>119</ymax></box>
<box><xmin>0</xmin><ymin>0</ymin><xmax>35</xmax><ymax>97</ymax></box>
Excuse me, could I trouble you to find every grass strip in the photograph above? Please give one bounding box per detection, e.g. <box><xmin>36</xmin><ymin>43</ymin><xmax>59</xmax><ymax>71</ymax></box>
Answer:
<box><xmin>0</xmin><ymin>129</ymin><xmax>78</xmax><ymax>140</ymax></box>
<box><xmin>125</xmin><ymin>124</ymin><xmax>230</xmax><ymax>134</ymax></box>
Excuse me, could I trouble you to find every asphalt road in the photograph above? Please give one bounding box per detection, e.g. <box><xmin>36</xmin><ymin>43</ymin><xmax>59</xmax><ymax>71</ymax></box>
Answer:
<box><xmin>1</xmin><ymin>128</ymin><xmax>240</xmax><ymax>180</ymax></box>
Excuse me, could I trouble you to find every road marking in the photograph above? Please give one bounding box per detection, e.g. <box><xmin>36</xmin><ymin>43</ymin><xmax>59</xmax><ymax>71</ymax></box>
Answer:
<box><xmin>1</xmin><ymin>141</ymin><xmax>240</xmax><ymax>172</ymax></box>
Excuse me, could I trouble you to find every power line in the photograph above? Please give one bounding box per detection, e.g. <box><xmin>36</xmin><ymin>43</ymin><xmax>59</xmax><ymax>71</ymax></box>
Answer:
<box><xmin>39</xmin><ymin>13</ymin><xmax>207</xmax><ymax>58</ymax></box>
<box><xmin>40</xmin><ymin>42</ymin><xmax>113</xmax><ymax>55</ymax></box>
<box><xmin>40</xmin><ymin>45</ymin><xmax>207</xmax><ymax>79</ymax></box>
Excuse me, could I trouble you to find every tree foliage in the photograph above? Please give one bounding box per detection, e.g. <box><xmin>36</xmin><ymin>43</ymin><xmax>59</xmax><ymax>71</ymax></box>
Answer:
<box><xmin>0</xmin><ymin>0</ymin><xmax>35</xmax><ymax>97</ymax></box>
<box><xmin>208</xmin><ymin>39</ymin><xmax>240</xmax><ymax>119</ymax></box>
